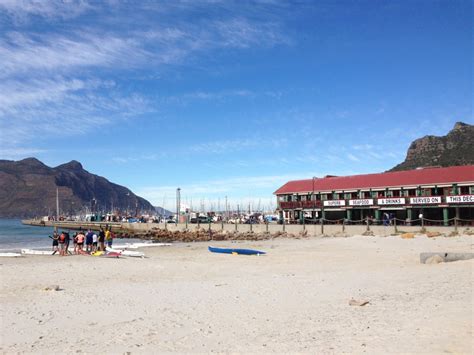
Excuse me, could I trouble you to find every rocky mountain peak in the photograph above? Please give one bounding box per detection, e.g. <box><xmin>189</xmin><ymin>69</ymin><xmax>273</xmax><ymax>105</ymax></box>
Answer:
<box><xmin>390</xmin><ymin>121</ymin><xmax>474</xmax><ymax>171</ymax></box>
<box><xmin>55</xmin><ymin>160</ymin><xmax>83</xmax><ymax>171</ymax></box>
<box><xmin>19</xmin><ymin>157</ymin><xmax>46</xmax><ymax>167</ymax></box>
<box><xmin>453</xmin><ymin>121</ymin><xmax>468</xmax><ymax>130</ymax></box>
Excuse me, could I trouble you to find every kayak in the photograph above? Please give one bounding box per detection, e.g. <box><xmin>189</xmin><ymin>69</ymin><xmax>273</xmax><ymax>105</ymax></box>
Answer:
<box><xmin>113</xmin><ymin>242</ymin><xmax>171</xmax><ymax>249</ymax></box>
<box><xmin>91</xmin><ymin>251</ymin><xmax>121</xmax><ymax>258</ymax></box>
<box><xmin>208</xmin><ymin>246</ymin><xmax>266</xmax><ymax>255</ymax></box>
<box><xmin>108</xmin><ymin>248</ymin><xmax>145</xmax><ymax>258</ymax></box>
<box><xmin>0</xmin><ymin>252</ymin><xmax>23</xmax><ymax>257</ymax></box>
<box><xmin>21</xmin><ymin>249</ymin><xmax>54</xmax><ymax>255</ymax></box>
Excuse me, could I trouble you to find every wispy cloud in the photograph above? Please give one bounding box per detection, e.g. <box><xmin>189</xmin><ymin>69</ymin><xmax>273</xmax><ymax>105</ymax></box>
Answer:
<box><xmin>0</xmin><ymin>0</ymin><xmax>93</xmax><ymax>21</ymax></box>
<box><xmin>0</xmin><ymin>31</ymin><xmax>148</xmax><ymax>77</ymax></box>
<box><xmin>212</xmin><ymin>18</ymin><xmax>290</xmax><ymax>48</ymax></box>
<box><xmin>0</xmin><ymin>147</ymin><xmax>48</xmax><ymax>160</ymax></box>
<box><xmin>110</xmin><ymin>137</ymin><xmax>288</xmax><ymax>163</ymax></box>
<box><xmin>0</xmin><ymin>1</ymin><xmax>292</xmax><ymax>158</ymax></box>
<box><xmin>0</xmin><ymin>77</ymin><xmax>153</xmax><ymax>146</ymax></box>
<box><xmin>347</xmin><ymin>153</ymin><xmax>360</xmax><ymax>162</ymax></box>
<box><xmin>189</xmin><ymin>137</ymin><xmax>287</xmax><ymax>154</ymax></box>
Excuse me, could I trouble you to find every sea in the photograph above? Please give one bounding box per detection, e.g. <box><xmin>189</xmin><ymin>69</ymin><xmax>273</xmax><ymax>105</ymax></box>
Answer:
<box><xmin>0</xmin><ymin>218</ymin><xmax>55</xmax><ymax>252</ymax></box>
<box><xmin>0</xmin><ymin>219</ymin><xmax>142</xmax><ymax>252</ymax></box>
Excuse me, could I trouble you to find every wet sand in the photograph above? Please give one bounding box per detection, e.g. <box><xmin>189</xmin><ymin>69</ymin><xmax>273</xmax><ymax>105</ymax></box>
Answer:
<box><xmin>1</xmin><ymin>235</ymin><xmax>472</xmax><ymax>353</ymax></box>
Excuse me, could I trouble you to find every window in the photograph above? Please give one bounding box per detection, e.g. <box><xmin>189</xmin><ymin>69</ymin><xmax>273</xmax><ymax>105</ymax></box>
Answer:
<box><xmin>460</xmin><ymin>186</ymin><xmax>470</xmax><ymax>194</ymax></box>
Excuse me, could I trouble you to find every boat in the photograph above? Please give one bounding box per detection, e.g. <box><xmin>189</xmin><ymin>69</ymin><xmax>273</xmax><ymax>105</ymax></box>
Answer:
<box><xmin>208</xmin><ymin>246</ymin><xmax>266</xmax><ymax>255</ymax></box>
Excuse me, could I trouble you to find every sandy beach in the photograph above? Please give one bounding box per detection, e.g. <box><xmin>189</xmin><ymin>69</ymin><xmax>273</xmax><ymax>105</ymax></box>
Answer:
<box><xmin>1</xmin><ymin>234</ymin><xmax>472</xmax><ymax>354</ymax></box>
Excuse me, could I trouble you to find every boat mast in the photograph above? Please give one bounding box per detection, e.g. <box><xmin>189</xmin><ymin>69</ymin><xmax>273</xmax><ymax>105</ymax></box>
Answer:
<box><xmin>56</xmin><ymin>187</ymin><xmax>59</xmax><ymax>220</ymax></box>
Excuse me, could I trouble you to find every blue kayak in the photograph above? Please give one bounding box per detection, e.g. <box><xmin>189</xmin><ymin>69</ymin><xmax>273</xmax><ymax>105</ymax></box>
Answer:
<box><xmin>208</xmin><ymin>246</ymin><xmax>266</xmax><ymax>255</ymax></box>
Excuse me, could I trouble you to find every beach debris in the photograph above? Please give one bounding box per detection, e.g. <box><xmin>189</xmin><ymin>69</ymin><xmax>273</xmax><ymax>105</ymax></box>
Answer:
<box><xmin>43</xmin><ymin>285</ymin><xmax>61</xmax><ymax>291</ymax></box>
<box><xmin>426</xmin><ymin>231</ymin><xmax>442</xmax><ymax>238</ymax></box>
<box><xmin>299</xmin><ymin>229</ymin><xmax>309</xmax><ymax>238</ymax></box>
<box><xmin>463</xmin><ymin>228</ymin><xmax>473</xmax><ymax>235</ymax></box>
<box><xmin>401</xmin><ymin>233</ymin><xmax>415</xmax><ymax>239</ymax></box>
<box><xmin>420</xmin><ymin>252</ymin><xmax>474</xmax><ymax>264</ymax></box>
<box><xmin>362</xmin><ymin>230</ymin><xmax>374</xmax><ymax>236</ymax></box>
<box><xmin>349</xmin><ymin>299</ymin><xmax>369</xmax><ymax>306</ymax></box>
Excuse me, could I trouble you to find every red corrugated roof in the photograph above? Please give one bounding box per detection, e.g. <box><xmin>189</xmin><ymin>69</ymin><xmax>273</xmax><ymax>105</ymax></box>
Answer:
<box><xmin>274</xmin><ymin>165</ymin><xmax>474</xmax><ymax>194</ymax></box>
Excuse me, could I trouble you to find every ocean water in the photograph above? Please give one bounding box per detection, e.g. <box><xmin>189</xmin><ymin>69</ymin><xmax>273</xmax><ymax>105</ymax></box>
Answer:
<box><xmin>0</xmin><ymin>219</ymin><xmax>55</xmax><ymax>252</ymax></box>
<box><xmin>0</xmin><ymin>219</ymin><xmax>144</xmax><ymax>253</ymax></box>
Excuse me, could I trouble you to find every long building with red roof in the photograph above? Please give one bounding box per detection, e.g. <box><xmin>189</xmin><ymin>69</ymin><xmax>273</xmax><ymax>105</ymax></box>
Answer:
<box><xmin>274</xmin><ymin>165</ymin><xmax>474</xmax><ymax>225</ymax></box>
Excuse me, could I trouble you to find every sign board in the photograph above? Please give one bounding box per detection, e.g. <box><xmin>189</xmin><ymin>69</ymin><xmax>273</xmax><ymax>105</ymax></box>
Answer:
<box><xmin>410</xmin><ymin>197</ymin><xmax>442</xmax><ymax>204</ymax></box>
<box><xmin>446</xmin><ymin>195</ymin><xmax>474</xmax><ymax>204</ymax></box>
<box><xmin>377</xmin><ymin>198</ymin><xmax>406</xmax><ymax>205</ymax></box>
<box><xmin>323</xmin><ymin>200</ymin><xmax>346</xmax><ymax>207</ymax></box>
<box><xmin>349</xmin><ymin>199</ymin><xmax>374</xmax><ymax>206</ymax></box>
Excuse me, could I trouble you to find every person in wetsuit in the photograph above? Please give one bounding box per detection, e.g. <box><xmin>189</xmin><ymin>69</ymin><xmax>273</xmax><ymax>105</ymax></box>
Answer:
<box><xmin>98</xmin><ymin>228</ymin><xmax>105</xmax><ymax>251</ymax></box>
<box><xmin>51</xmin><ymin>232</ymin><xmax>59</xmax><ymax>254</ymax></box>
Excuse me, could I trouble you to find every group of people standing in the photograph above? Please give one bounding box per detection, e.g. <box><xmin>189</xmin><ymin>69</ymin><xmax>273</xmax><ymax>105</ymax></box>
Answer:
<box><xmin>50</xmin><ymin>228</ymin><xmax>114</xmax><ymax>256</ymax></box>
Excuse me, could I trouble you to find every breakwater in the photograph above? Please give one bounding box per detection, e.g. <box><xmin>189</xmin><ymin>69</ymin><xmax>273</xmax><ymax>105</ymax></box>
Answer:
<box><xmin>22</xmin><ymin>219</ymin><xmax>470</xmax><ymax>241</ymax></box>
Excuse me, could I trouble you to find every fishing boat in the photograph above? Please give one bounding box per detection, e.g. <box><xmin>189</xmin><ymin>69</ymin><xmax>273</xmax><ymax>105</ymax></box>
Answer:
<box><xmin>208</xmin><ymin>246</ymin><xmax>266</xmax><ymax>255</ymax></box>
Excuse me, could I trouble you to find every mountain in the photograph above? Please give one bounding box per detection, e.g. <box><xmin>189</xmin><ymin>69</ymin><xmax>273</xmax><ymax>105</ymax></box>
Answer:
<box><xmin>154</xmin><ymin>206</ymin><xmax>173</xmax><ymax>218</ymax></box>
<box><xmin>0</xmin><ymin>158</ymin><xmax>154</xmax><ymax>218</ymax></box>
<box><xmin>390</xmin><ymin>122</ymin><xmax>474</xmax><ymax>171</ymax></box>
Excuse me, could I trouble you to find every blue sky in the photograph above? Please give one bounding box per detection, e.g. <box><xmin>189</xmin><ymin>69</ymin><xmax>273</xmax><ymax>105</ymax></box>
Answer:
<box><xmin>0</xmin><ymin>0</ymin><xmax>472</xmax><ymax>211</ymax></box>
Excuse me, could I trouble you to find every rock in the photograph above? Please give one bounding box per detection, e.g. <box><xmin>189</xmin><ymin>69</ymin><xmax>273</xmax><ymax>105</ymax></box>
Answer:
<box><xmin>426</xmin><ymin>231</ymin><xmax>441</xmax><ymax>238</ymax></box>
<box><xmin>425</xmin><ymin>255</ymin><xmax>444</xmax><ymax>264</ymax></box>
<box><xmin>349</xmin><ymin>299</ymin><xmax>369</xmax><ymax>306</ymax></box>
<box><xmin>44</xmin><ymin>285</ymin><xmax>61</xmax><ymax>291</ymax></box>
